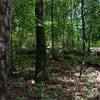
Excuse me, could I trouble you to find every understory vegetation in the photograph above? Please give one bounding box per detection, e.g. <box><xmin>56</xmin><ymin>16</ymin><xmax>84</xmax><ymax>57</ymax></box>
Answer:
<box><xmin>8</xmin><ymin>53</ymin><xmax>100</xmax><ymax>100</ymax></box>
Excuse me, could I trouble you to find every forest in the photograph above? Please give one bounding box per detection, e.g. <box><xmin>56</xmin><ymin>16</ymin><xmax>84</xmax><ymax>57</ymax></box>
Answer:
<box><xmin>0</xmin><ymin>0</ymin><xmax>100</xmax><ymax>100</ymax></box>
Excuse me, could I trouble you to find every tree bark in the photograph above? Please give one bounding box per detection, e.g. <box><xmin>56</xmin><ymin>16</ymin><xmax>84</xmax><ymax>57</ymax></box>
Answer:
<box><xmin>0</xmin><ymin>0</ymin><xmax>11</xmax><ymax>99</ymax></box>
<box><xmin>81</xmin><ymin>0</ymin><xmax>86</xmax><ymax>54</ymax></box>
<box><xmin>51</xmin><ymin>0</ymin><xmax>55</xmax><ymax>59</ymax></box>
<box><xmin>80</xmin><ymin>0</ymin><xmax>86</xmax><ymax>76</ymax></box>
<box><xmin>35</xmin><ymin>0</ymin><xmax>49</xmax><ymax>82</ymax></box>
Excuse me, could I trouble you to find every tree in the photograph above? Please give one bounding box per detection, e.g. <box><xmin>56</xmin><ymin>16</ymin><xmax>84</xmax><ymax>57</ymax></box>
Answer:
<box><xmin>81</xmin><ymin>0</ymin><xmax>86</xmax><ymax>54</ymax></box>
<box><xmin>80</xmin><ymin>0</ymin><xmax>86</xmax><ymax>76</ymax></box>
<box><xmin>51</xmin><ymin>0</ymin><xmax>55</xmax><ymax>58</ymax></box>
<box><xmin>35</xmin><ymin>0</ymin><xmax>49</xmax><ymax>82</ymax></box>
<box><xmin>0</xmin><ymin>0</ymin><xmax>11</xmax><ymax>99</ymax></box>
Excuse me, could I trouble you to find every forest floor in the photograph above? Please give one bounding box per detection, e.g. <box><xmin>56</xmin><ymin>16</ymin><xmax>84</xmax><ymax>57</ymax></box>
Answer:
<box><xmin>8</xmin><ymin>58</ymin><xmax>100</xmax><ymax>100</ymax></box>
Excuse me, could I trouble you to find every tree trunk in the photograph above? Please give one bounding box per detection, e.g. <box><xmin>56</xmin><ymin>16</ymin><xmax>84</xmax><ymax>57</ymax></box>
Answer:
<box><xmin>88</xmin><ymin>24</ymin><xmax>91</xmax><ymax>52</ymax></box>
<box><xmin>0</xmin><ymin>0</ymin><xmax>11</xmax><ymax>99</ymax></box>
<box><xmin>51</xmin><ymin>0</ymin><xmax>55</xmax><ymax>59</ymax></box>
<box><xmin>35</xmin><ymin>0</ymin><xmax>49</xmax><ymax>82</ymax></box>
<box><xmin>62</xmin><ymin>0</ymin><xmax>66</xmax><ymax>49</ymax></box>
<box><xmin>81</xmin><ymin>0</ymin><xmax>86</xmax><ymax>54</ymax></box>
<box><xmin>80</xmin><ymin>0</ymin><xmax>86</xmax><ymax>76</ymax></box>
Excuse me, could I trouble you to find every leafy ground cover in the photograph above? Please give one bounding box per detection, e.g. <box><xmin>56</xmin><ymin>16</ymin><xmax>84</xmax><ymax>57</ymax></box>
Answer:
<box><xmin>8</xmin><ymin>58</ymin><xmax>100</xmax><ymax>100</ymax></box>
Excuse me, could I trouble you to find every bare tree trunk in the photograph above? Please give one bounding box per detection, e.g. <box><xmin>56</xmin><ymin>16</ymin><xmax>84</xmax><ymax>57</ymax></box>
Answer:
<box><xmin>80</xmin><ymin>0</ymin><xmax>86</xmax><ymax>76</ymax></box>
<box><xmin>62</xmin><ymin>0</ymin><xmax>66</xmax><ymax>49</ymax></box>
<box><xmin>51</xmin><ymin>0</ymin><xmax>55</xmax><ymax>59</ymax></box>
<box><xmin>0</xmin><ymin>0</ymin><xmax>11</xmax><ymax>99</ymax></box>
<box><xmin>81</xmin><ymin>0</ymin><xmax>86</xmax><ymax>54</ymax></box>
<box><xmin>35</xmin><ymin>0</ymin><xmax>49</xmax><ymax>82</ymax></box>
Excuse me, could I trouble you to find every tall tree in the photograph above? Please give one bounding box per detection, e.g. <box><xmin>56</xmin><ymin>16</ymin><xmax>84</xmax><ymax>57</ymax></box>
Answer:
<box><xmin>62</xmin><ymin>0</ymin><xmax>66</xmax><ymax>48</ymax></box>
<box><xmin>81</xmin><ymin>0</ymin><xmax>86</xmax><ymax>54</ymax></box>
<box><xmin>51</xmin><ymin>0</ymin><xmax>55</xmax><ymax>59</ymax></box>
<box><xmin>0</xmin><ymin>0</ymin><xmax>11</xmax><ymax>99</ymax></box>
<box><xmin>80</xmin><ymin>0</ymin><xmax>86</xmax><ymax>76</ymax></box>
<box><xmin>35</xmin><ymin>0</ymin><xmax>49</xmax><ymax>82</ymax></box>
